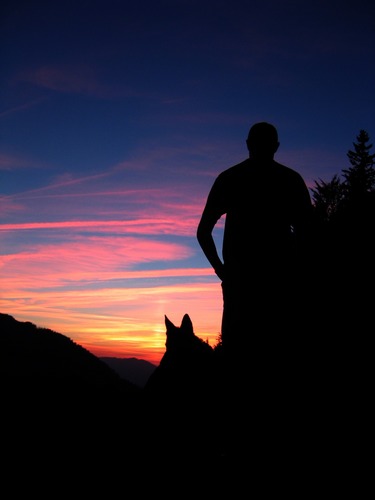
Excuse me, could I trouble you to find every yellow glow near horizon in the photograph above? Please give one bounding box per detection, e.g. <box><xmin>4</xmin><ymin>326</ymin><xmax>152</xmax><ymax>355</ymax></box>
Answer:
<box><xmin>1</xmin><ymin>277</ymin><xmax>222</xmax><ymax>365</ymax></box>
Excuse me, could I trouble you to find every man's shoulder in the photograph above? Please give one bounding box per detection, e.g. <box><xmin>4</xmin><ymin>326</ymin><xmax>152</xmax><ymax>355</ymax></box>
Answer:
<box><xmin>217</xmin><ymin>159</ymin><xmax>249</xmax><ymax>179</ymax></box>
<box><xmin>273</xmin><ymin>160</ymin><xmax>304</xmax><ymax>180</ymax></box>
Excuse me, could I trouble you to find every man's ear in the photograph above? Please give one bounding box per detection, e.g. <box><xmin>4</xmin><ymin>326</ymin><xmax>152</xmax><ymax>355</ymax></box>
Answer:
<box><xmin>274</xmin><ymin>141</ymin><xmax>280</xmax><ymax>153</ymax></box>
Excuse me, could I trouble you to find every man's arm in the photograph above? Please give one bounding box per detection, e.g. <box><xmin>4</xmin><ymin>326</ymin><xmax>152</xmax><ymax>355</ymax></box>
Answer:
<box><xmin>197</xmin><ymin>207</ymin><xmax>225</xmax><ymax>281</ymax></box>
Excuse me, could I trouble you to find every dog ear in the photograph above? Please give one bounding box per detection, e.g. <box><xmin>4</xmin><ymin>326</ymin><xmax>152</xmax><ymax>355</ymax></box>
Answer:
<box><xmin>165</xmin><ymin>315</ymin><xmax>174</xmax><ymax>330</ymax></box>
<box><xmin>180</xmin><ymin>313</ymin><xmax>193</xmax><ymax>334</ymax></box>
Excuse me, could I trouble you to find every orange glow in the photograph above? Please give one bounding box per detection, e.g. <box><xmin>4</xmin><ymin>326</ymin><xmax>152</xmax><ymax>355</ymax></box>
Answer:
<box><xmin>0</xmin><ymin>269</ymin><xmax>222</xmax><ymax>365</ymax></box>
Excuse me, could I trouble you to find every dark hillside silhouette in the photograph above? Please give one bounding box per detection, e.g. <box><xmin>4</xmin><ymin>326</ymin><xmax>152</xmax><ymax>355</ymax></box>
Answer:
<box><xmin>0</xmin><ymin>312</ymin><xmax>139</xmax><ymax>397</ymax></box>
<box><xmin>1</xmin><ymin>312</ymin><xmax>154</xmax><ymax>477</ymax></box>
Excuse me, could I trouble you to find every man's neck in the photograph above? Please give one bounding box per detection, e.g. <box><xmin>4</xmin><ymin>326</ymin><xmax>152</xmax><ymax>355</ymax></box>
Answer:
<box><xmin>249</xmin><ymin>153</ymin><xmax>275</xmax><ymax>164</ymax></box>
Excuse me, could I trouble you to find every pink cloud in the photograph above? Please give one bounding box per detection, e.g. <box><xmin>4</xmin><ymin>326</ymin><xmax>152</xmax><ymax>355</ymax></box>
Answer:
<box><xmin>0</xmin><ymin>214</ymin><xmax>207</xmax><ymax>237</ymax></box>
<box><xmin>0</xmin><ymin>235</ymin><xmax>194</xmax><ymax>278</ymax></box>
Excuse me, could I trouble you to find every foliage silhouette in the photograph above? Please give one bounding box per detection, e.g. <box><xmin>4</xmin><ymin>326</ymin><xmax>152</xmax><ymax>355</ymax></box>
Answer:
<box><xmin>311</xmin><ymin>129</ymin><xmax>375</xmax><ymax>226</ymax></box>
<box><xmin>310</xmin><ymin>129</ymin><xmax>375</xmax><ymax>312</ymax></box>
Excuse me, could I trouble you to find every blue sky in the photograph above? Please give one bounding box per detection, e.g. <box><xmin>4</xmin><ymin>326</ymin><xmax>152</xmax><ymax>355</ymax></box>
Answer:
<box><xmin>1</xmin><ymin>0</ymin><xmax>374</xmax><ymax>363</ymax></box>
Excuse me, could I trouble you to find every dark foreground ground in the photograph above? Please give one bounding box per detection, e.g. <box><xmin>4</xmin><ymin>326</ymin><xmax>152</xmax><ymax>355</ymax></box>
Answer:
<box><xmin>2</xmin><ymin>378</ymin><xmax>370</xmax><ymax>496</ymax></box>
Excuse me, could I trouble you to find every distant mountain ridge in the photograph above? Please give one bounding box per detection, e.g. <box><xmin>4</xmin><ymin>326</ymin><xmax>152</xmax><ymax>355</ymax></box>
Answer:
<box><xmin>100</xmin><ymin>356</ymin><xmax>156</xmax><ymax>388</ymax></box>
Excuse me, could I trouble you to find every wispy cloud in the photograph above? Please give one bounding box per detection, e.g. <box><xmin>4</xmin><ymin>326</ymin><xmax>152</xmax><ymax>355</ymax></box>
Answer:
<box><xmin>17</xmin><ymin>64</ymin><xmax>143</xmax><ymax>99</ymax></box>
<box><xmin>0</xmin><ymin>97</ymin><xmax>48</xmax><ymax>119</ymax></box>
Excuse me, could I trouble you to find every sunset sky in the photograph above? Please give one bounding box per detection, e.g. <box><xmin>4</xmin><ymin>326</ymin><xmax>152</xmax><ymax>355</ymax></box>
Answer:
<box><xmin>1</xmin><ymin>0</ymin><xmax>374</xmax><ymax>364</ymax></box>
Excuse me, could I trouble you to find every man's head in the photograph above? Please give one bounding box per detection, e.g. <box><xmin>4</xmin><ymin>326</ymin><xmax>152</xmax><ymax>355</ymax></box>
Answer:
<box><xmin>246</xmin><ymin>122</ymin><xmax>279</xmax><ymax>159</ymax></box>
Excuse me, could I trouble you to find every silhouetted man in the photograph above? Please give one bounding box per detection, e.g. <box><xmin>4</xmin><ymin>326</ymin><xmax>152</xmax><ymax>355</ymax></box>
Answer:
<box><xmin>197</xmin><ymin>122</ymin><xmax>313</xmax><ymax>364</ymax></box>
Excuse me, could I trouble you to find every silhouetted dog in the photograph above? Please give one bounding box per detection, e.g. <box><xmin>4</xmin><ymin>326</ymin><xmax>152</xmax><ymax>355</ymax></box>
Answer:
<box><xmin>142</xmin><ymin>314</ymin><xmax>222</xmax><ymax>458</ymax></box>
<box><xmin>144</xmin><ymin>313</ymin><xmax>217</xmax><ymax>397</ymax></box>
